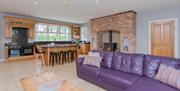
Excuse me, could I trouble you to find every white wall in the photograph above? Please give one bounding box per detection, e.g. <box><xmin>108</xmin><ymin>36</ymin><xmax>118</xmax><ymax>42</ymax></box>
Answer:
<box><xmin>136</xmin><ymin>4</ymin><xmax>180</xmax><ymax>58</ymax></box>
<box><xmin>178</xmin><ymin>3</ymin><xmax>180</xmax><ymax>58</ymax></box>
<box><xmin>0</xmin><ymin>12</ymin><xmax>4</xmax><ymax>62</ymax></box>
<box><xmin>80</xmin><ymin>22</ymin><xmax>91</xmax><ymax>42</ymax></box>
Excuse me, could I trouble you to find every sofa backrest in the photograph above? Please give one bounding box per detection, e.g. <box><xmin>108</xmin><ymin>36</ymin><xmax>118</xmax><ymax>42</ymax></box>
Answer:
<box><xmin>143</xmin><ymin>55</ymin><xmax>180</xmax><ymax>78</ymax></box>
<box><xmin>98</xmin><ymin>50</ymin><xmax>180</xmax><ymax>78</ymax></box>
<box><xmin>100</xmin><ymin>51</ymin><xmax>114</xmax><ymax>68</ymax></box>
<box><xmin>176</xmin><ymin>59</ymin><xmax>180</xmax><ymax>68</ymax></box>
<box><xmin>111</xmin><ymin>52</ymin><xmax>144</xmax><ymax>76</ymax></box>
<box><xmin>130</xmin><ymin>53</ymin><xmax>144</xmax><ymax>75</ymax></box>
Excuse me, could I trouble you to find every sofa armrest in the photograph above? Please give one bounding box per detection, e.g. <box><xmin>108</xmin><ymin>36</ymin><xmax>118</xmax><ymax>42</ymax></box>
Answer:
<box><xmin>76</xmin><ymin>57</ymin><xmax>84</xmax><ymax>76</ymax></box>
<box><xmin>76</xmin><ymin>57</ymin><xmax>84</xmax><ymax>66</ymax></box>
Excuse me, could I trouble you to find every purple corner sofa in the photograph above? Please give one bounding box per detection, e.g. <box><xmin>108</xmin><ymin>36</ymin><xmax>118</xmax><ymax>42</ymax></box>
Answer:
<box><xmin>76</xmin><ymin>51</ymin><xmax>180</xmax><ymax>91</ymax></box>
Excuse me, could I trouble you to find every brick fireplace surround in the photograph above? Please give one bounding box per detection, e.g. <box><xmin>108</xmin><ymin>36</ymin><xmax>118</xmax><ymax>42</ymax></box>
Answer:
<box><xmin>90</xmin><ymin>10</ymin><xmax>136</xmax><ymax>53</ymax></box>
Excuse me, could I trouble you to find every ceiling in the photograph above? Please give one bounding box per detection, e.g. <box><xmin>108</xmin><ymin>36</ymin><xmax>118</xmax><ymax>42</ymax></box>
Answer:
<box><xmin>0</xmin><ymin>0</ymin><xmax>179</xmax><ymax>24</ymax></box>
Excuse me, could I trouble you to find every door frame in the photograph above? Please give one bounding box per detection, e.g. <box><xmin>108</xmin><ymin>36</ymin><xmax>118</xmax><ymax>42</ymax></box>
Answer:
<box><xmin>148</xmin><ymin>18</ymin><xmax>178</xmax><ymax>58</ymax></box>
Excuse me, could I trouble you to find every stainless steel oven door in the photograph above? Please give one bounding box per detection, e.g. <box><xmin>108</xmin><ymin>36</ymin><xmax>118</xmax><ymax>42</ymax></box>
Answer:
<box><xmin>24</xmin><ymin>48</ymin><xmax>33</xmax><ymax>55</ymax></box>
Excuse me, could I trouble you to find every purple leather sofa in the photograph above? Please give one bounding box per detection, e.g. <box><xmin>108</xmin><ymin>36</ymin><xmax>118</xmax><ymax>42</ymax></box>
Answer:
<box><xmin>76</xmin><ymin>51</ymin><xmax>180</xmax><ymax>91</ymax></box>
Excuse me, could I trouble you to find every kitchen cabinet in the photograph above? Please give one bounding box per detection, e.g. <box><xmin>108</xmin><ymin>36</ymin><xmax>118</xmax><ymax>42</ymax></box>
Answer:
<box><xmin>72</xmin><ymin>26</ymin><xmax>80</xmax><ymax>39</ymax></box>
<box><xmin>29</xmin><ymin>29</ymin><xmax>35</xmax><ymax>39</ymax></box>
<box><xmin>80</xmin><ymin>43</ymin><xmax>90</xmax><ymax>54</ymax></box>
<box><xmin>4</xmin><ymin>16</ymin><xmax>35</xmax><ymax>39</ymax></box>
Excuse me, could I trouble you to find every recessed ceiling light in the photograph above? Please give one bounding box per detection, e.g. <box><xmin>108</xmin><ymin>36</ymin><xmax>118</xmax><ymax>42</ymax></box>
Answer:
<box><xmin>115</xmin><ymin>9</ymin><xmax>118</xmax><ymax>12</ymax></box>
<box><xmin>95</xmin><ymin>0</ymin><xmax>99</xmax><ymax>3</ymax></box>
<box><xmin>64</xmin><ymin>0</ymin><xmax>69</xmax><ymax>5</ymax></box>
<box><xmin>34</xmin><ymin>1</ymin><xmax>38</xmax><ymax>5</ymax></box>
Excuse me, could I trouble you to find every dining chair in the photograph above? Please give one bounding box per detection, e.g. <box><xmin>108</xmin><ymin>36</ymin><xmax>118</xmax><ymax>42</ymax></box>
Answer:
<box><xmin>35</xmin><ymin>45</ymin><xmax>45</xmax><ymax>66</ymax></box>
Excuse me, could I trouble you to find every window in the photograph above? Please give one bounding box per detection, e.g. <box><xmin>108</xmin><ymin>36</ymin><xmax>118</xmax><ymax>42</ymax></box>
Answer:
<box><xmin>80</xmin><ymin>23</ymin><xmax>91</xmax><ymax>41</ymax></box>
<box><xmin>81</xmin><ymin>27</ymin><xmax>87</xmax><ymax>41</ymax></box>
<box><xmin>35</xmin><ymin>23</ymin><xmax>71</xmax><ymax>41</ymax></box>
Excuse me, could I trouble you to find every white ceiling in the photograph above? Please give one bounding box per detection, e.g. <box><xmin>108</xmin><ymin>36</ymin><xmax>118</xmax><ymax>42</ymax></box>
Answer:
<box><xmin>0</xmin><ymin>0</ymin><xmax>179</xmax><ymax>24</ymax></box>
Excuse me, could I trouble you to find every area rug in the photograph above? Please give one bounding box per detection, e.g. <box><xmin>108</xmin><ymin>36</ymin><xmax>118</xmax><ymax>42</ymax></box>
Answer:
<box><xmin>21</xmin><ymin>72</ymin><xmax>82</xmax><ymax>91</ymax></box>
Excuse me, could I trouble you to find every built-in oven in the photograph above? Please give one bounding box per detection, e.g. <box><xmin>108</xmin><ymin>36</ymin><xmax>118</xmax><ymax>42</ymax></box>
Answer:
<box><xmin>8</xmin><ymin>48</ymin><xmax>21</xmax><ymax>57</ymax></box>
<box><xmin>8</xmin><ymin>45</ymin><xmax>34</xmax><ymax>57</ymax></box>
<box><xmin>21</xmin><ymin>45</ymin><xmax>34</xmax><ymax>56</ymax></box>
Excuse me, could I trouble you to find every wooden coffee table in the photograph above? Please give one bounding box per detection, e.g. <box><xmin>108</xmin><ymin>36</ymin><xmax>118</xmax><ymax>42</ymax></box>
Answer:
<box><xmin>21</xmin><ymin>73</ymin><xmax>82</xmax><ymax>91</ymax></box>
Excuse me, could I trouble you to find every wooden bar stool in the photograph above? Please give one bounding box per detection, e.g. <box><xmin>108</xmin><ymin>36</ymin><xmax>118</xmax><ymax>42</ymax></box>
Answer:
<box><xmin>58</xmin><ymin>51</ymin><xmax>63</xmax><ymax>65</ymax></box>
<box><xmin>69</xmin><ymin>50</ymin><xmax>76</xmax><ymax>62</ymax></box>
<box><xmin>35</xmin><ymin>45</ymin><xmax>45</xmax><ymax>66</ymax></box>
<box><xmin>59</xmin><ymin>50</ymin><xmax>70</xmax><ymax>64</ymax></box>
<box><xmin>62</xmin><ymin>51</ymin><xmax>68</xmax><ymax>63</ymax></box>
<box><xmin>50</xmin><ymin>50</ymin><xmax>59</xmax><ymax>66</ymax></box>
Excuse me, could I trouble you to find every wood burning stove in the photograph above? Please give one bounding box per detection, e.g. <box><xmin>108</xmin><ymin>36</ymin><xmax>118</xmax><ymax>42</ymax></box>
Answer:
<box><xmin>103</xmin><ymin>43</ymin><xmax>117</xmax><ymax>51</ymax></box>
<box><xmin>103</xmin><ymin>31</ymin><xmax>118</xmax><ymax>51</ymax></box>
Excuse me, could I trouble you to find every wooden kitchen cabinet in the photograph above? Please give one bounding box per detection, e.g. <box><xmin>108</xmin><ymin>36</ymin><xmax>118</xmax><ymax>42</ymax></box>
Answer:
<box><xmin>5</xmin><ymin>47</ymin><xmax>9</xmax><ymax>62</ymax></box>
<box><xmin>80</xmin><ymin>43</ymin><xmax>90</xmax><ymax>54</ymax></box>
<box><xmin>5</xmin><ymin>27</ymin><xmax>12</xmax><ymax>38</ymax></box>
<box><xmin>29</xmin><ymin>29</ymin><xmax>35</xmax><ymax>39</ymax></box>
<box><xmin>4</xmin><ymin>16</ymin><xmax>35</xmax><ymax>39</ymax></box>
<box><xmin>72</xmin><ymin>26</ymin><xmax>80</xmax><ymax>39</ymax></box>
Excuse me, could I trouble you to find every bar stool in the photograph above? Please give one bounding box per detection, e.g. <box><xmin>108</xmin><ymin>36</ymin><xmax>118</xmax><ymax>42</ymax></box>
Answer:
<box><xmin>69</xmin><ymin>50</ymin><xmax>76</xmax><ymax>62</ymax></box>
<box><xmin>63</xmin><ymin>50</ymin><xmax>69</xmax><ymax>63</ymax></box>
<box><xmin>50</xmin><ymin>50</ymin><xmax>59</xmax><ymax>66</ymax></box>
<box><xmin>59</xmin><ymin>50</ymin><xmax>69</xmax><ymax>64</ymax></box>
<box><xmin>35</xmin><ymin>45</ymin><xmax>45</xmax><ymax>66</ymax></box>
<box><xmin>58</xmin><ymin>51</ymin><xmax>64</xmax><ymax>64</ymax></box>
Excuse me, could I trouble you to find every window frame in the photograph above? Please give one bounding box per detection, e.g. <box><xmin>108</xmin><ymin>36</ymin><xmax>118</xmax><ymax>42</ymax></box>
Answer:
<box><xmin>35</xmin><ymin>23</ymin><xmax>72</xmax><ymax>41</ymax></box>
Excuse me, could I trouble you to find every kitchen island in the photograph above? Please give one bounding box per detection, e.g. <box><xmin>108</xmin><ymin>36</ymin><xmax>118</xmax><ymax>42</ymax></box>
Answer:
<box><xmin>41</xmin><ymin>44</ymin><xmax>78</xmax><ymax>66</ymax></box>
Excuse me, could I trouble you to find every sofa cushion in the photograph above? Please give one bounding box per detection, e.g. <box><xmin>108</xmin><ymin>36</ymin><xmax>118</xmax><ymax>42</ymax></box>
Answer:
<box><xmin>143</xmin><ymin>55</ymin><xmax>180</xmax><ymax>78</ymax></box>
<box><xmin>111</xmin><ymin>52</ymin><xmax>123</xmax><ymax>71</ymax></box>
<box><xmin>79</xmin><ymin>65</ymin><xmax>100</xmax><ymax>78</ymax></box>
<box><xmin>126</xmin><ymin>77</ymin><xmax>179</xmax><ymax>91</ymax></box>
<box><xmin>83</xmin><ymin>56</ymin><xmax>102</xmax><ymax>68</ymax></box>
<box><xmin>88</xmin><ymin>52</ymin><xmax>100</xmax><ymax>57</ymax></box>
<box><xmin>154</xmin><ymin>64</ymin><xmax>180</xmax><ymax>90</ymax></box>
<box><xmin>176</xmin><ymin>58</ymin><xmax>180</xmax><ymax>69</ymax></box>
<box><xmin>100</xmin><ymin>51</ymin><xmax>114</xmax><ymax>68</ymax></box>
<box><xmin>99</xmin><ymin>68</ymin><xmax>140</xmax><ymax>89</ymax></box>
<box><xmin>160</xmin><ymin>56</ymin><xmax>180</xmax><ymax>69</ymax></box>
<box><xmin>130</xmin><ymin>54</ymin><xmax>144</xmax><ymax>75</ymax></box>
<box><xmin>121</xmin><ymin>53</ymin><xmax>132</xmax><ymax>73</ymax></box>
<box><xmin>112</xmin><ymin>53</ymin><xmax>144</xmax><ymax>76</ymax></box>
<box><xmin>143</xmin><ymin>55</ymin><xmax>161</xmax><ymax>78</ymax></box>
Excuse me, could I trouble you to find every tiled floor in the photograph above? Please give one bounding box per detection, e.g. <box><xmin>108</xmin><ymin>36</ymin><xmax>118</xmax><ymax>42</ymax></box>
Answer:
<box><xmin>0</xmin><ymin>59</ymin><xmax>106</xmax><ymax>91</ymax></box>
